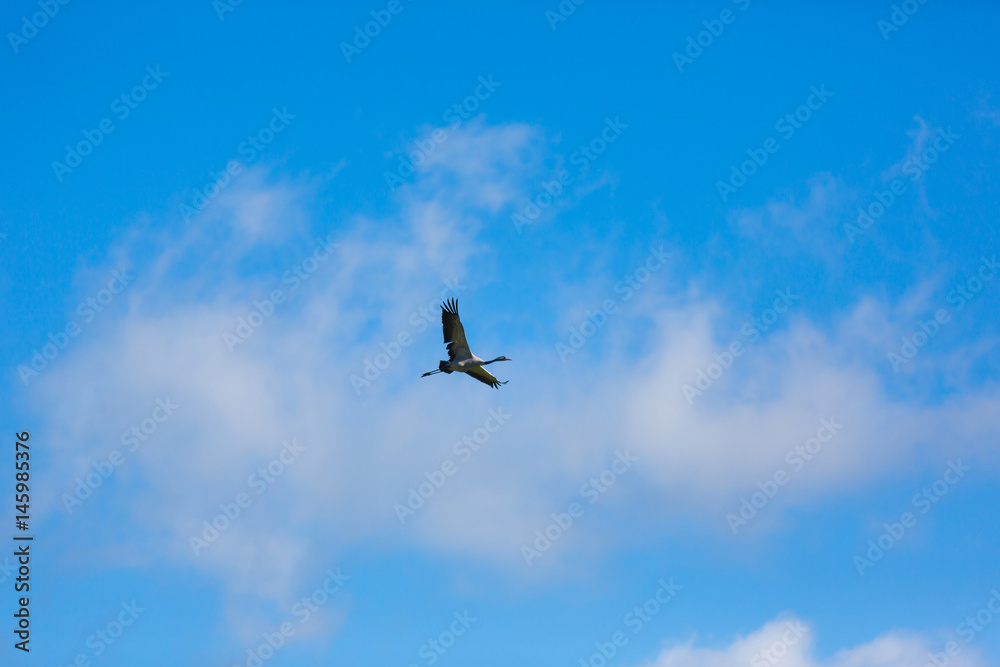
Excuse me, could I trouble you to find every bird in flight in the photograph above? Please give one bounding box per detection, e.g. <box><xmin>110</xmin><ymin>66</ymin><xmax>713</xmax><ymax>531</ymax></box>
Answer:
<box><xmin>421</xmin><ymin>298</ymin><xmax>511</xmax><ymax>389</ymax></box>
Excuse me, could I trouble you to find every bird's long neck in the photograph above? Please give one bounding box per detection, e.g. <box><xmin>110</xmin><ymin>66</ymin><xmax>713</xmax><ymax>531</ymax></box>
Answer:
<box><xmin>484</xmin><ymin>357</ymin><xmax>505</xmax><ymax>365</ymax></box>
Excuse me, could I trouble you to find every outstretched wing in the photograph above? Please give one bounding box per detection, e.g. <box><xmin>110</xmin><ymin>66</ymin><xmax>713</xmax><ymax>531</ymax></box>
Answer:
<box><xmin>441</xmin><ymin>298</ymin><xmax>471</xmax><ymax>361</ymax></box>
<box><xmin>466</xmin><ymin>365</ymin><xmax>508</xmax><ymax>389</ymax></box>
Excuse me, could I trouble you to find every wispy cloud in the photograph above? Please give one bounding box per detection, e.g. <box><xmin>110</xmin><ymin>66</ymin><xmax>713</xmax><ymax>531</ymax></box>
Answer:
<box><xmin>29</xmin><ymin>121</ymin><xmax>1000</xmax><ymax>634</ymax></box>
<box><xmin>636</xmin><ymin>616</ymin><xmax>983</xmax><ymax>667</ymax></box>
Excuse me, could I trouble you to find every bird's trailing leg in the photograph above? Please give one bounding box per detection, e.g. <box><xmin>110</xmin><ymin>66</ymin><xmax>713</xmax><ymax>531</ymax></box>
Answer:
<box><xmin>422</xmin><ymin>360</ymin><xmax>455</xmax><ymax>377</ymax></box>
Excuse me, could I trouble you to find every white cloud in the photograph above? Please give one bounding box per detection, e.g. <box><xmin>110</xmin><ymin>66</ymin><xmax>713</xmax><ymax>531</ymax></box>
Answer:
<box><xmin>724</xmin><ymin>174</ymin><xmax>851</xmax><ymax>273</ymax></box>
<box><xmin>880</xmin><ymin>115</ymin><xmax>946</xmax><ymax>219</ymax></box>
<box><xmin>32</xmin><ymin>120</ymin><xmax>552</xmax><ymax>604</ymax></box>
<box><xmin>732</xmin><ymin>173</ymin><xmax>844</xmax><ymax>239</ymax></box>
<box><xmin>639</xmin><ymin>616</ymin><xmax>982</xmax><ymax>667</ymax></box>
<box><xmin>29</xmin><ymin>119</ymin><xmax>1000</xmax><ymax>619</ymax></box>
<box><xmin>882</xmin><ymin>115</ymin><xmax>934</xmax><ymax>183</ymax></box>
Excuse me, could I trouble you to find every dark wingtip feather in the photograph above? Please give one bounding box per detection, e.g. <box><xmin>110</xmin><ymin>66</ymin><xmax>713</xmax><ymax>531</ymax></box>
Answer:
<box><xmin>442</xmin><ymin>297</ymin><xmax>459</xmax><ymax>315</ymax></box>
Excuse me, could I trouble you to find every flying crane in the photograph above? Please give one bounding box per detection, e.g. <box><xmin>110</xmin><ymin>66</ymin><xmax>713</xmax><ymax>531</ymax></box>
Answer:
<box><xmin>421</xmin><ymin>299</ymin><xmax>511</xmax><ymax>389</ymax></box>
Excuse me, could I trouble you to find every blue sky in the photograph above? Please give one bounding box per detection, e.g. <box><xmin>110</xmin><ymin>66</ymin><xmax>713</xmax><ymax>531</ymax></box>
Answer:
<box><xmin>2</xmin><ymin>1</ymin><xmax>1000</xmax><ymax>665</ymax></box>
